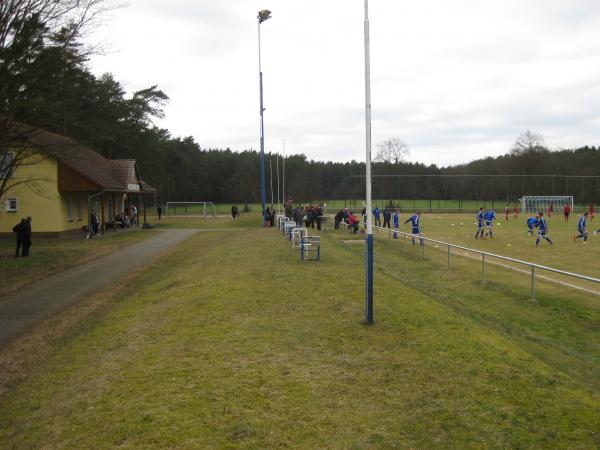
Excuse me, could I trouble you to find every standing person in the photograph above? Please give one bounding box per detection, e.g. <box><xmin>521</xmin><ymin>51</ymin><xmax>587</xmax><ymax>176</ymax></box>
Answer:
<box><xmin>589</xmin><ymin>202</ymin><xmax>595</xmax><ymax>220</ymax></box>
<box><xmin>12</xmin><ymin>218</ymin><xmax>26</xmax><ymax>257</ymax></box>
<box><xmin>265</xmin><ymin>207</ymin><xmax>271</xmax><ymax>226</ymax></box>
<box><xmin>334</xmin><ymin>209</ymin><xmax>344</xmax><ymax>229</ymax></box>
<box><xmin>574</xmin><ymin>212</ymin><xmax>589</xmax><ymax>242</ymax></box>
<box><xmin>383</xmin><ymin>207</ymin><xmax>392</xmax><ymax>228</ymax></box>
<box><xmin>536</xmin><ymin>212</ymin><xmax>553</xmax><ymax>246</ymax></box>
<box><xmin>563</xmin><ymin>203</ymin><xmax>571</xmax><ymax>222</ymax></box>
<box><xmin>505</xmin><ymin>203</ymin><xmax>510</xmax><ymax>221</ymax></box>
<box><xmin>392</xmin><ymin>209</ymin><xmax>400</xmax><ymax>239</ymax></box>
<box><xmin>513</xmin><ymin>204</ymin><xmax>519</xmax><ymax>219</ymax></box>
<box><xmin>404</xmin><ymin>212</ymin><xmax>423</xmax><ymax>246</ymax></box>
<box><xmin>475</xmin><ymin>207</ymin><xmax>485</xmax><ymax>239</ymax></box>
<box><xmin>547</xmin><ymin>202</ymin><xmax>554</xmax><ymax>218</ymax></box>
<box><xmin>484</xmin><ymin>209</ymin><xmax>496</xmax><ymax>238</ymax></box>
<box><xmin>22</xmin><ymin>217</ymin><xmax>32</xmax><ymax>256</ymax></box>
<box><xmin>526</xmin><ymin>215</ymin><xmax>539</xmax><ymax>236</ymax></box>
<box><xmin>373</xmin><ymin>206</ymin><xmax>381</xmax><ymax>227</ymax></box>
<box><xmin>157</xmin><ymin>205</ymin><xmax>163</xmax><ymax>220</ymax></box>
<box><xmin>315</xmin><ymin>204</ymin><xmax>323</xmax><ymax>231</ymax></box>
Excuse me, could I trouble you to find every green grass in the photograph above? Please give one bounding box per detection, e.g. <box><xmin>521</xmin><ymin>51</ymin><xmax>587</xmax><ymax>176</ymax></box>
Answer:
<box><xmin>0</xmin><ymin>229</ymin><xmax>158</xmax><ymax>296</ymax></box>
<box><xmin>379</xmin><ymin>212</ymin><xmax>600</xmax><ymax>279</ymax></box>
<box><xmin>0</xmin><ymin>219</ymin><xmax>598</xmax><ymax>448</ymax></box>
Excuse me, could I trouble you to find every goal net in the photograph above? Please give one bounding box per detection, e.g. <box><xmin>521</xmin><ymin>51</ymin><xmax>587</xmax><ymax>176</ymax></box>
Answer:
<box><xmin>519</xmin><ymin>196</ymin><xmax>573</xmax><ymax>214</ymax></box>
<box><xmin>165</xmin><ymin>202</ymin><xmax>216</xmax><ymax>217</ymax></box>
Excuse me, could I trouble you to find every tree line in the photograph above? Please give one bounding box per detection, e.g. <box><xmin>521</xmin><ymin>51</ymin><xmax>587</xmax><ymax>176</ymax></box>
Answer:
<box><xmin>2</xmin><ymin>1</ymin><xmax>598</xmax><ymax>208</ymax></box>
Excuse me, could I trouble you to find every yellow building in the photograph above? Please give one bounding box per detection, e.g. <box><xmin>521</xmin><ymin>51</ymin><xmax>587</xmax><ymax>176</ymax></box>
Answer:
<box><xmin>0</xmin><ymin>128</ymin><xmax>155</xmax><ymax>237</ymax></box>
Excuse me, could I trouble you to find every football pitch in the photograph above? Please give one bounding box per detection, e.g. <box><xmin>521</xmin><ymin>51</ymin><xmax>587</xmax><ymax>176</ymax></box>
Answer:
<box><xmin>0</xmin><ymin>213</ymin><xmax>598</xmax><ymax>448</ymax></box>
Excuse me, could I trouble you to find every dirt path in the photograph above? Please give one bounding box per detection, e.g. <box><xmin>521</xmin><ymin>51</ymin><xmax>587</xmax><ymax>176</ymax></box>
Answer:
<box><xmin>0</xmin><ymin>229</ymin><xmax>199</xmax><ymax>347</ymax></box>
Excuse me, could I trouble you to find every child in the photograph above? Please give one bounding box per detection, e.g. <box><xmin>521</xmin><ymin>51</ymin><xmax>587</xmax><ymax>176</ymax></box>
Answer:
<box><xmin>484</xmin><ymin>209</ymin><xmax>496</xmax><ymax>238</ymax></box>
<box><xmin>536</xmin><ymin>212</ymin><xmax>553</xmax><ymax>246</ymax></box>
<box><xmin>526</xmin><ymin>215</ymin><xmax>539</xmax><ymax>236</ymax></box>
<box><xmin>404</xmin><ymin>212</ymin><xmax>423</xmax><ymax>246</ymax></box>
<box><xmin>475</xmin><ymin>207</ymin><xmax>485</xmax><ymax>239</ymax></box>
<box><xmin>574</xmin><ymin>212</ymin><xmax>589</xmax><ymax>243</ymax></box>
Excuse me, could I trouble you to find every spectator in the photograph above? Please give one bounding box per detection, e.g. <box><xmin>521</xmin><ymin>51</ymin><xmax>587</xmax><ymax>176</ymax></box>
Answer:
<box><xmin>373</xmin><ymin>206</ymin><xmax>381</xmax><ymax>227</ymax></box>
<box><xmin>131</xmin><ymin>204</ymin><xmax>138</xmax><ymax>226</ymax></box>
<box><xmin>347</xmin><ymin>211</ymin><xmax>360</xmax><ymax>234</ymax></box>
<box><xmin>22</xmin><ymin>217</ymin><xmax>32</xmax><ymax>256</ymax></box>
<box><xmin>383</xmin><ymin>207</ymin><xmax>391</xmax><ymax>228</ymax></box>
<box><xmin>12</xmin><ymin>218</ymin><xmax>26</xmax><ymax>257</ymax></box>
<box><xmin>157</xmin><ymin>205</ymin><xmax>163</xmax><ymax>220</ymax></box>
<box><xmin>334</xmin><ymin>209</ymin><xmax>344</xmax><ymax>229</ymax></box>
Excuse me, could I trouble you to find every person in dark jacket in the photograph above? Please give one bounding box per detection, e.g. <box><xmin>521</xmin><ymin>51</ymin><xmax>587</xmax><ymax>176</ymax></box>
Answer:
<box><xmin>383</xmin><ymin>207</ymin><xmax>391</xmax><ymax>228</ymax></box>
<box><xmin>13</xmin><ymin>218</ymin><xmax>26</xmax><ymax>257</ymax></box>
<box><xmin>157</xmin><ymin>205</ymin><xmax>163</xmax><ymax>220</ymax></box>
<box><xmin>22</xmin><ymin>217</ymin><xmax>32</xmax><ymax>256</ymax></box>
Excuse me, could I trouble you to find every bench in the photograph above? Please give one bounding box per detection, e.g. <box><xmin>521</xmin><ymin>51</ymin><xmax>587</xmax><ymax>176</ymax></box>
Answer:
<box><xmin>300</xmin><ymin>235</ymin><xmax>321</xmax><ymax>261</ymax></box>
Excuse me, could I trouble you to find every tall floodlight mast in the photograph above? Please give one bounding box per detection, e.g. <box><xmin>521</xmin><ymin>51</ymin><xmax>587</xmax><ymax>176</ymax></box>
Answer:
<box><xmin>257</xmin><ymin>9</ymin><xmax>272</xmax><ymax>226</ymax></box>
<box><xmin>364</xmin><ymin>0</ymin><xmax>374</xmax><ymax>324</ymax></box>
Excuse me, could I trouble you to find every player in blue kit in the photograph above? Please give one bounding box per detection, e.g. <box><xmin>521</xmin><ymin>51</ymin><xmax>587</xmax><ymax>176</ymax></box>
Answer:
<box><xmin>475</xmin><ymin>207</ymin><xmax>485</xmax><ymax>239</ymax></box>
<box><xmin>574</xmin><ymin>212</ymin><xmax>589</xmax><ymax>242</ymax></box>
<box><xmin>404</xmin><ymin>212</ymin><xmax>423</xmax><ymax>246</ymax></box>
<box><xmin>484</xmin><ymin>209</ymin><xmax>496</xmax><ymax>238</ymax></box>
<box><xmin>526</xmin><ymin>215</ymin><xmax>539</xmax><ymax>236</ymax></box>
<box><xmin>536</xmin><ymin>212</ymin><xmax>553</xmax><ymax>246</ymax></box>
<box><xmin>392</xmin><ymin>209</ymin><xmax>400</xmax><ymax>239</ymax></box>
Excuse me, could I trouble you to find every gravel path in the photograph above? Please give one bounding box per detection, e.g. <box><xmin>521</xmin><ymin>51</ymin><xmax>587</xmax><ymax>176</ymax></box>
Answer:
<box><xmin>0</xmin><ymin>229</ymin><xmax>199</xmax><ymax>347</ymax></box>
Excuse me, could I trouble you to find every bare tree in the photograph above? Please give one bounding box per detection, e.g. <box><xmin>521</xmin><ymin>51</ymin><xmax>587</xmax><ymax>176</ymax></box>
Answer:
<box><xmin>375</xmin><ymin>138</ymin><xmax>410</xmax><ymax>164</ymax></box>
<box><xmin>511</xmin><ymin>130</ymin><xmax>547</xmax><ymax>155</ymax></box>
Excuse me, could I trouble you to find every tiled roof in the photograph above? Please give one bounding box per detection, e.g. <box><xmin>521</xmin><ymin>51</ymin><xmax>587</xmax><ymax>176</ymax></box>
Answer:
<box><xmin>23</xmin><ymin>127</ymin><xmax>154</xmax><ymax>192</ymax></box>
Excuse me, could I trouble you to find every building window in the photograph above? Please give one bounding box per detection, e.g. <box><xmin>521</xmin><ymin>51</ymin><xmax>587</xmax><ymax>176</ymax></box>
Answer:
<box><xmin>67</xmin><ymin>197</ymin><xmax>73</xmax><ymax>221</ymax></box>
<box><xmin>0</xmin><ymin>152</ymin><xmax>14</xmax><ymax>179</ymax></box>
<box><xmin>5</xmin><ymin>197</ymin><xmax>17</xmax><ymax>212</ymax></box>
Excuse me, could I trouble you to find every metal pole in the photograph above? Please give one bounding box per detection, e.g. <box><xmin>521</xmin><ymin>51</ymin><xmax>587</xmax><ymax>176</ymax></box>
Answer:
<box><xmin>364</xmin><ymin>0</ymin><xmax>374</xmax><ymax>325</ymax></box>
<box><xmin>258</xmin><ymin>19</ymin><xmax>268</xmax><ymax>226</ymax></box>
<box><xmin>282</xmin><ymin>139</ymin><xmax>285</xmax><ymax>205</ymax></box>
<box><xmin>481</xmin><ymin>253</ymin><xmax>486</xmax><ymax>284</ymax></box>
<box><xmin>276</xmin><ymin>153</ymin><xmax>280</xmax><ymax>215</ymax></box>
<box><xmin>531</xmin><ymin>266</ymin><xmax>536</xmax><ymax>301</ymax></box>
<box><xmin>270</xmin><ymin>159</ymin><xmax>274</xmax><ymax>207</ymax></box>
<box><xmin>447</xmin><ymin>244</ymin><xmax>451</xmax><ymax>268</ymax></box>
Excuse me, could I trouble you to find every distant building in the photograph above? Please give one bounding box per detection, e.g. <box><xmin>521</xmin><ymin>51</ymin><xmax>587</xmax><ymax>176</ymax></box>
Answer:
<box><xmin>0</xmin><ymin>127</ymin><xmax>155</xmax><ymax>236</ymax></box>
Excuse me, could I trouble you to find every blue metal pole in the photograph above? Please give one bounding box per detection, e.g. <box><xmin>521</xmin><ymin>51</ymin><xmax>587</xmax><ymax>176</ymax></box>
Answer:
<box><xmin>364</xmin><ymin>0</ymin><xmax>374</xmax><ymax>324</ymax></box>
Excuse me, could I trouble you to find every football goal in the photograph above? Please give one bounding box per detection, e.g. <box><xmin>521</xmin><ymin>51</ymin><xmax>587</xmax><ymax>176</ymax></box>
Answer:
<box><xmin>165</xmin><ymin>202</ymin><xmax>216</xmax><ymax>217</ymax></box>
<box><xmin>519</xmin><ymin>196</ymin><xmax>573</xmax><ymax>214</ymax></box>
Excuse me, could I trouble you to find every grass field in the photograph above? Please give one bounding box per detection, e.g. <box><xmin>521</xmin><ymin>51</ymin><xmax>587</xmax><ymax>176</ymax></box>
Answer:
<box><xmin>0</xmin><ymin>229</ymin><xmax>158</xmax><ymax>297</ymax></box>
<box><xmin>0</xmin><ymin>213</ymin><xmax>598</xmax><ymax>448</ymax></box>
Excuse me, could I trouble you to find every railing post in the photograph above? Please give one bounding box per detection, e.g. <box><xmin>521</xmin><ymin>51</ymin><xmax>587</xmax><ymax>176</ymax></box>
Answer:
<box><xmin>481</xmin><ymin>253</ymin><xmax>486</xmax><ymax>284</ymax></box>
<box><xmin>530</xmin><ymin>266</ymin><xmax>536</xmax><ymax>301</ymax></box>
<box><xmin>422</xmin><ymin>240</ymin><xmax>425</xmax><ymax>258</ymax></box>
<box><xmin>447</xmin><ymin>244</ymin><xmax>451</xmax><ymax>268</ymax></box>
<box><xmin>403</xmin><ymin>233</ymin><xmax>407</xmax><ymax>251</ymax></box>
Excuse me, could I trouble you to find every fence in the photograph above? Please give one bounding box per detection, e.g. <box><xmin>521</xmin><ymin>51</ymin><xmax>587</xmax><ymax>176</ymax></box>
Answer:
<box><xmin>372</xmin><ymin>226</ymin><xmax>600</xmax><ymax>299</ymax></box>
<box><xmin>321</xmin><ymin>174</ymin><xmax>600</xmax><ymax>214</ymax></box>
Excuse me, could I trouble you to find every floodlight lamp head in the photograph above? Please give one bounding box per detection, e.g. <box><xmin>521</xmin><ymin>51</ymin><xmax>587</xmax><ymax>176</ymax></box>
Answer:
<box><xmin>258</xmin><ymin>10</ymin><xmax>272</xmax><ymax>23</ymax></box>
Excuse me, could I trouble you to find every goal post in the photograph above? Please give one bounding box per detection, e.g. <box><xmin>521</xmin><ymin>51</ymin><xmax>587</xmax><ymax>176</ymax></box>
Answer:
<box><xmin>519</xmin><ymin>196</ymin><xmax>573</xmax><ymax>214</ymax></box>
<box><xmin>165</xmin><ymin>202</ymin><xmax>216</xmax><ymax>217</ymax></box>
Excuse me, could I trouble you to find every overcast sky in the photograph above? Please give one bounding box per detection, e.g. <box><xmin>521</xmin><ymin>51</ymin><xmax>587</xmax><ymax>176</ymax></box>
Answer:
<box><xmin>88</xmin><ymin>0</ymin><xmax>600</xmax><ymax>166</ymax></box>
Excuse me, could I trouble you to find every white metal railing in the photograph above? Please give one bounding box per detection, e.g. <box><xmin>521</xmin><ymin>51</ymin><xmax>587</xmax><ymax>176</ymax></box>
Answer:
<box><xmin>372</xmin><ymin>226</ymin><xmax>600</xmax><ymax>299</ymax></box>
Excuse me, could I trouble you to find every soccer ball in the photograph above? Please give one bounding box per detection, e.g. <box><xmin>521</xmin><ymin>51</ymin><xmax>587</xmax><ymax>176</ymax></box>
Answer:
<box><xmin>460</xmin><ymin>222</ymin><xmax>464</xmax><ymax>226</ymax></box>
<box><xmin>497</xmin><ymin>222</ymin><xmax>501</xmax><ymax>226</ymax></box>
